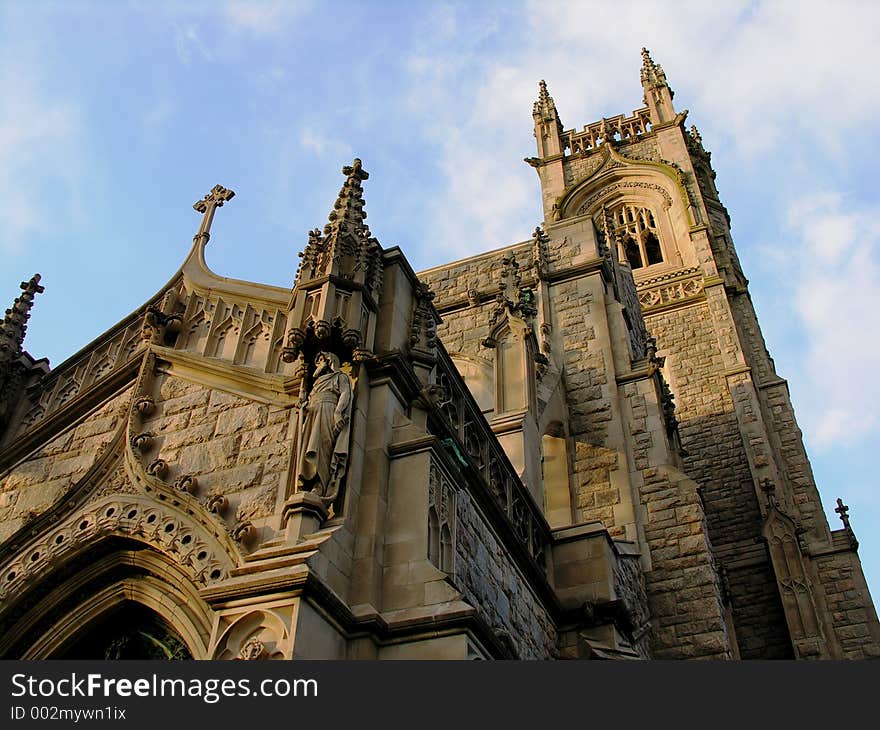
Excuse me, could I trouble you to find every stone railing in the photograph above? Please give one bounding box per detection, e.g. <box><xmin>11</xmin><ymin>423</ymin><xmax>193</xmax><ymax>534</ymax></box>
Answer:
<box><xmin>429</xmin><ymin>346</ymin><xmax>550</xmax><ymax>570</ymax></box>
<box><xmin>563</xmin><ymin>108</ymin><xmax>652</xmax><ymax>155</ymax></box>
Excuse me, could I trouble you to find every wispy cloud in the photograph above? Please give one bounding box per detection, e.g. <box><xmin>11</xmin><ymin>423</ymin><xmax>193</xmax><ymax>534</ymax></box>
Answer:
<box><xmin>223</xmin><ymin>0</ymin><xmax>313</xmax><ymax>35</ymax></box>
<box><xmin>783</xmin><ymin>193</ymin><xmax>880</xmax><ymax>450</ymax></box>
<box><xmin>0</xmin><ymin>64</ymin><xmax>82</xmax><ymax>252</ymax></box>
<box><xmin>172</xmin><ymin>23</ymin><xmax>213</xmax><ymax>64</ymax></box>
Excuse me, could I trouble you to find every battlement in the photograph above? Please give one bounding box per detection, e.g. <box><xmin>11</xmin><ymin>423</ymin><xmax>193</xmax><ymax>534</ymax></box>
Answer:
<box><xmin>562</xmin><ymin>107</ymin><xmax>653</xmax><ymax>156</ymax></box>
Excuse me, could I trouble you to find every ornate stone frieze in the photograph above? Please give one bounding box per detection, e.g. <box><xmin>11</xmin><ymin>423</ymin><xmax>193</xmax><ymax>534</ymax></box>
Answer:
<box><xmin>576</xmin><ymin>181</ymin><xmax>673</xmax><ymax>217</ymax></box>
<box><xmin>0</xmin><ymin>493</ymin><xmax>235</xmax><ymax>604</ymax></box>
<box><xmin>636</xmin><ymin>266</ymin><xmax>704</xmax><ymax>312</ymax></box>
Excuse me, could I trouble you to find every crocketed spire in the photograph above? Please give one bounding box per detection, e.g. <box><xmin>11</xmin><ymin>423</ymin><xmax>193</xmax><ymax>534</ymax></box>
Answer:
<box><xmin>533</xmin><ymin>79</ymin><xmax>559</xmax><ymax>119</ymax></box>
<box><xmin>323</xmin><ymin>158</ymin><xmax>371</xmax><ymax>242</ymax></box>
<box><xmin>0</xmin><ymin>274</ymin><xmax>43</xmax><ymax>365</ymax></box>
<box><xmin>640</xmin><ymin>47</ymin><xmax>668</xmax><ymax>87</ymax></box>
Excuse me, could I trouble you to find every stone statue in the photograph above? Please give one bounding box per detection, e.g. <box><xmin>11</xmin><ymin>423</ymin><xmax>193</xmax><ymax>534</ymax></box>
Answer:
<box><xmin>295</xmin><ymin>351</ymin><xmax>353</xmax><ymax>506</ymax></box>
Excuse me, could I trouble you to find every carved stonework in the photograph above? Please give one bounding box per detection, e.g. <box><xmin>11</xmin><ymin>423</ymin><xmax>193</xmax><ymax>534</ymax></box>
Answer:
<box><xmin>428</xmin><ymin>461</ymin><xmax>456</xmax><ymax>574</ymax></box>
<box><xmin>281</xmin><ymin>159</ymin><xmax>382</xmax><ymax>365</ymax></box>
<box><xmin>212</xmin><ymin>609</ymin><xmax>290</xmax><ymax>660</ymax></box>
<box><xmin>294</xmin><ymin>351</ymin><xmax>354</xmax><ymax>509</ymax></box>
<box><xmin>410</xmin><ymin>282</ymin><xmax>438</xmax><ymax>355</ymax></box>
<box><xmin>0</xmin><ymin>495</ymin><xmax>234</xmax><ymax>604</ymax></box>
<box><xmin>761</xmin><ymin>481</ymin><xmax>828</xmax><ymax>658</ymax></box>
<box><xmin>636</xmin><ymin>267</ymin><xmax>705</xmax><ymax>312</ymax></box>
<box><xmin>576</xmin><ymin>181</ymin><xmax>673</xmax><ymax>217</ymax></box>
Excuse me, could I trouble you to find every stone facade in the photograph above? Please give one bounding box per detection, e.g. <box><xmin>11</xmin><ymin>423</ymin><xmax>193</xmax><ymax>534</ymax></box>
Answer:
<box><xmin>0</xmin><ymin>50</ymin><xmax>877</xmax><ymax>660</ymax></box>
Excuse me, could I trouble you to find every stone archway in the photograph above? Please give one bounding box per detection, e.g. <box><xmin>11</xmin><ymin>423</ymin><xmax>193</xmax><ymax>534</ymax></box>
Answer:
<box><xmin>0</xmin><ymin>542</ymin><xmax>214</xmax><ymax>659</ymax></box>
<box><xmin>55</xmin><ymin>601</ymin><xmax>192</xmax><ymax>660</ymax></box>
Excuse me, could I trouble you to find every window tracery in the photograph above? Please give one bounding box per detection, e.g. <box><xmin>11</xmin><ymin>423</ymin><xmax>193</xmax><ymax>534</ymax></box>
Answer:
<box><xmin>611</xmin><ymin>203</ymin><xmax>664</xmax><ymax>269</ymax></box>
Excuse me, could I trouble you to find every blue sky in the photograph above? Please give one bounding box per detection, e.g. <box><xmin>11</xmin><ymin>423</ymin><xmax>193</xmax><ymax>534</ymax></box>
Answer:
<box><xmin>3</xmin><ymin>1</ymin><xmax>879</xmax><ymax>608</ymax></box>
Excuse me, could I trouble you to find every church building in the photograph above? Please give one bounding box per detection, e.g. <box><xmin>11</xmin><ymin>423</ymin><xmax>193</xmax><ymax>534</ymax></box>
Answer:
<box><xmin>0</xmin><ymin>50</ymin><xmax>877</xmax><ymax>660</ymax></box>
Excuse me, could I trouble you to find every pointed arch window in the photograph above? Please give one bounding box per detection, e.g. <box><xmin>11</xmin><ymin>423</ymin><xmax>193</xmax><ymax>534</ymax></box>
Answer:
<box><xmin>612</xmin><ymin>204</ymin><xmax>664</xmax><ymax>269</ymax></box>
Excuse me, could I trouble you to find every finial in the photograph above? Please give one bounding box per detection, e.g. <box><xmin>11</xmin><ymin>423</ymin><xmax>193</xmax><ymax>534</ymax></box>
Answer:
<box><xmin>193</xmin><ymin>184</ymin><xmax>235</xmax><ymax>242</ymax></box>
<box><xmin>760</xmin><ymin>478</ymin><xmax>777</xmax><ymax>508</ymax></box>
<box><xmin>342</xmin><ymin>157</ymin><xmax>369</xmax><ymax>182</ymax></box>
<box><xmin>0</xmin><ymin>274</ymin><xmax>44</xmax><ymax>361</ymax></box>
<box><xmin>640</xmin><ymin>47</ymin><xmax>668</xmax><ymax>87</ymax></box>
<box><xmin>835</xmin><ymin>498</ymin><xmax>859</xmax><ymax>549</ymax></box>
<box><xmin>835</xmin><ymin>498</ymin><xmax>851</xmax><ymax>530</ymax></box>
<box><xmin>533</xmin><ymin>79</ymin><xmax>558</xmax><ymax>118</ymax></box>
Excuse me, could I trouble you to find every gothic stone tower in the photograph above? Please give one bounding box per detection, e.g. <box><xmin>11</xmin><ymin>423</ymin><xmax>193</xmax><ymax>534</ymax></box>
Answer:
<box><xmin>0</xmin><ymin>52</ymin><xmax>878</xmax><ymax>662</ymax></box>
<box><xmin>523</xmin><ymin>49</ymin><xmax>880</xmax><ymax>659</ymax></box>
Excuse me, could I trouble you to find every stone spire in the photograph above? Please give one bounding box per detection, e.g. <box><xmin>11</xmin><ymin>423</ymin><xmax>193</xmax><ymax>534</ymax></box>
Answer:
<box><xmin>640</xmin><ymin>48</ymin><xmax>676</xmax><ymax>125</ymax></box>
<box><xmin>532</xmin><ymin>79</ymin><xmax>564</xmax><ymax>158</ymax></box>
<box><xmin>294</xmin><ymin>158</ymin><xmax>376</xmax><ymax>287</ymax></box>
<box><xmin>284</xmin><ymin>159</ymin><xmax>383</xmax><ymax>364</ymax></box>
<box><xmin>0</xmin><ymin>274</ymin><xmax>44</xmax><ymax>366</ymax></box>
<box><xmin>323</xmin><ymin>158</ymin><xmax>371</xmax><ymax>247</ymax></box>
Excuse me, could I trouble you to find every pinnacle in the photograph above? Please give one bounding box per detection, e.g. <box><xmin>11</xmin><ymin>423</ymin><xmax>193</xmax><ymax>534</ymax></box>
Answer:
<box><xmin>640</xmin><ymin>47</ymin><xmax>667</xmax><ymax>87</ymax></box>
<box><xmin>322</xmin><ymin>158</ymin><xmax>371</xmax><ymax>240</ymax></box>
<box><xmin>0</xmin><ymin>273</ymin><xmax>44</xmax><ymax>358</ymax></box>
<box><xmin>533</xmin><ymin>79</ymin><xmax>558</xmax><ymax>117</ymax></box>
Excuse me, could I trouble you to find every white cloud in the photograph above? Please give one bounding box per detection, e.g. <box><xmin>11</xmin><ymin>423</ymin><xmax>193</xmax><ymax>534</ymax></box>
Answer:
<box><xmin>223</xmin><ymin>1</ymin><xmax>313</xmax><ymax>35</ymax></box>
<box><xmin>785</xmin><ymin>193</ymin><xmax>880</xmax><ymax>449</ymax></box>
<box><xmin>0</xmin><ymin>64</ymin><xmax>82</xmax><ymax>252</ymax></box>
<box><xmin>172</xmin><ymin>23</ymin><xmax>213</xmax><ymax>64</ymax></box>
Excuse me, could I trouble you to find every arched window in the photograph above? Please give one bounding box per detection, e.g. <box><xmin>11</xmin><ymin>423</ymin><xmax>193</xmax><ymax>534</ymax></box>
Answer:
<box><xmin>611</xmin><ymin>203</ymin><xmax>665</xmax><ymax>270</ymax></box>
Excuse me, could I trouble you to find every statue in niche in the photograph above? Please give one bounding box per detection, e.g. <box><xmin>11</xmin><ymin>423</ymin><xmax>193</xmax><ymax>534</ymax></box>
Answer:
<box><xmin>295</xmin><ymin>351</ymin><xmax>353</xmax><ymax>507</ymax></box>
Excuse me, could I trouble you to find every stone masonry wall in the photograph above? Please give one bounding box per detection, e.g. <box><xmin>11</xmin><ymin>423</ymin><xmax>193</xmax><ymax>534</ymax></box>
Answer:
<box><xmin>145</xmin><ymin>375</ymin><xmax>292</xmax><ymax>527</ymax></box>
<box><xmin>0</xmin><ymin>386</ymin><xmax>133</xmax><ymax>544</ymax></box>
<box><xmin>420</xmin><ymin>244</ymin><xmax>535</xmax><ymax>309</ymax></box>
<box><xmin>814</xmin><ymin>546</ymin><xmax>880</xmax><ymax>659</ymax></box>
<box><xmin>646</xmin><ymin>301</ymin><xmax>792</xmax><ymax>658</ymax></box>
<box><xmin>453</xmin><ymin>489</ymin><xmax>556</xmax><ymax>659</ymax></box>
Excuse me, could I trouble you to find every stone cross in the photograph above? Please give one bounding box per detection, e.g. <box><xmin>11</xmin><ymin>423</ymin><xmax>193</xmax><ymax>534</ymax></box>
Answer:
<box><xmin>193</xmin><ymin>184</ymin><xmax>235</xmax><ymax>243</ymax></box>
<box><xmin>835</xmin><ymin>498</ymin><xmax>851</xmax><ymax>530</ymax></box>
<box><xmin>760</xmin><ymin>478</ymin><xmax>777</xmax><ymax>508</ymax></box>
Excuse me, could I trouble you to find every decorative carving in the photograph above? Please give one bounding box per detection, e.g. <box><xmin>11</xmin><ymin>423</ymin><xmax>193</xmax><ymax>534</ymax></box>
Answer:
<box><xmin>175</xmin><ymin>475</ymin><xmax>198</xmax><ymax>495</ymax></box>
<box><xmin>562</xmin><ymin>108</ymin><xmax>652</xmax><ymax>155</ymax></box>
<box><xmin>467</xmin><ymin>288</ymin><xmax>481</xmax><ymax>307</ymax></box>
<box><xmin>141</xmin><ymin>305</ymin><xmax>181</xmax><ymax>345</ymax></box>
<box><xmin>835</xmin><ymin>498</ymin><xmax>859</xmax><ymax>550</ymax></box>
<box><xmin>0</xmin><ymin>495</ymin><xmax>234</xmax><ymax>604</ymax></box>
<box><xmin>637</xmin><ymin>269</ymin><xmax>705</xmax><ymax>312</ymax></box>
<box><xmin>131</xmin><ymin>432</ymin><xmax>155</xmax><ymax>452</ymax></box>
<box><xmin>761</xmin><ymin>484</ymin><xmax>828</xmax><ymax>658</ymax></box>
<box><xmin>207</xmin><ymin>495</ymin><xmax>229</xmax><ymax>515</ymax></box>
<box><xmin>13</xmin><ymin>312</ymin><xmax>146</xmax><ymax>438</ymax></box>
<box><xmin>232</xmin><ymin>521</ymin><xmax>257</xmax><ymax>546</ymax></box>
<box><xmin>575</xmin><ymin>181</ymin><xmax>673</xmax><ymax>218</ymax></box>
<box><xmin>413</xmin><ymin>384</ymin><xmax>447</xmax><ymax>411</ymax></box>
<box><xmin>192</xmin><ymin>184</ymin><xmax>235</xmax><ymax>245</ymax></box>
<box><xmin>146</xmin><ymin>459</ymin><xmax>168</xmax><ymax>478</ymax></box>
<box><xmin>428</xmin><ymin>462</ymin><xmax>456</xmax><ymax>574</ymax></box>
<box><xmin>429</xmin><ymin>348</ymin><xmax>548</xmax><ymax>568</ymax></box>
<box><xmin>410</xmin><ymin>282</ymin><xmax>438</xmax><ymax>354</ymax></box>
<box><xmin>532</xmin><ymin>226</ymin><xmax>550</xmax><ymax>280</ymax></box>
<box><xmin>238</xmin><ymin>638</ymin><xmax>268</xmax><ymax>661</ymax></box>
<box><xmin>295</xmin><ymin>351</ymin><xmax>354</xmax><ymax>508</ymax></box>
<box><xmin>282</xmin><ymin>158</ymin><xmax>382</xmax><ymax>366</ymax></box>
<box><xmin>213</xmin><ymin>610</ymin><xmax>289</xmax><ymax>660</ymax></box>
<box><xmin>134</xmin><ymin>395</ymin><xmax>156</xmax><ymax>417</ymax></box>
